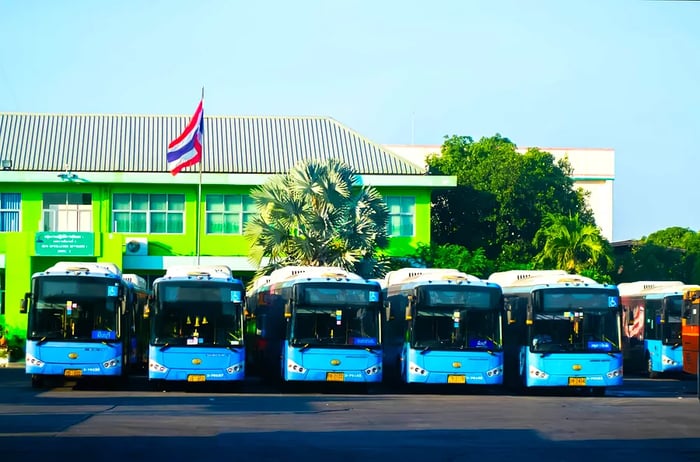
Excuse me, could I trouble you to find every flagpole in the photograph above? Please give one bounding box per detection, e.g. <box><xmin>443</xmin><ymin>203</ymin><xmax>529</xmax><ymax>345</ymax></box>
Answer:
<box><xmin>196</xmin><ymin>86</ymin><xmax>204</xmax><ymax>266</ymax></box>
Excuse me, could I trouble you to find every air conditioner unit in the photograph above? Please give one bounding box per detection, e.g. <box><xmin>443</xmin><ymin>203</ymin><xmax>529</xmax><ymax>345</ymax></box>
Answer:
<box><xmin>124</xmin><ymin>238</ymin><xmax>148</xmax><ymax>256</ymax></box>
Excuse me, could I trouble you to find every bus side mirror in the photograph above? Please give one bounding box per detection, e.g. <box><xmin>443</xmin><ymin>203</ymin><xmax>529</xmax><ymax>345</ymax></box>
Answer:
<box><xmin>20</xmin><ymin>293</ymin><xmax>30</xmax><ymax>314</ymax></box>
<box><xmin>384</xmin><ymin>301</ymin><xmax>392</xmax><ymax>322</ymax></box>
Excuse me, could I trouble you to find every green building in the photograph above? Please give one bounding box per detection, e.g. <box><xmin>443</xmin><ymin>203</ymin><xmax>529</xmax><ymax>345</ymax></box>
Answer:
<box><xmin>0</xmin><ymin>112</ymin><xmax>456</xmax><ymax>343</ymax></box>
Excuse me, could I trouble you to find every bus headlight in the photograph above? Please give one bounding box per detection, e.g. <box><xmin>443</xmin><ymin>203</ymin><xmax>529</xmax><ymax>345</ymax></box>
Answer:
<box><xmin>408</xmin><ymin>362</ymin><xmax>427</xmax><ymax>375</ymax></box>
<box><xmin>26</xmin><ymin>354</ymin><xmax>44</xmax><ymax>368</ymax></box>
<box><xmin>661</xmin><ymin>356</ymin><xmax>677</xmax><ymax>366</ymax></box>
<box><xmin>149</xmin><ymin>360</ymin><xmax>168</xmax><ymax>373</ymax></box>
<box><xmin>226</xmin><ymin>362</ymin><xmax>244</xmax><ymax>374</ymax></box>
<box><xmin>606</xmin><ymin>367</ymin><xmax>623</xmax><ymax>379</ymax></box>
<box><xmin>486</xmin><ymin>366</ymin><xmax>502</xmax><ymax>377</ymax></box>
<box><xmin>529</xmin><ymin>365</ymin><xmax>549</xmax><ymax>379</ymax></box>
<box><xmin>287</xmin><ymin>359</ymin><xmax>305</xmax><ymax>374</ymax></box>
<box><xmin>364</xmin><ymin>364</ymin><xmax>382</xmax><ymax>375</ymax></box>
<box><xmin>103</xmin><ymin>357</ymin><xmax>120</xmax><ymax>368</ymax></box>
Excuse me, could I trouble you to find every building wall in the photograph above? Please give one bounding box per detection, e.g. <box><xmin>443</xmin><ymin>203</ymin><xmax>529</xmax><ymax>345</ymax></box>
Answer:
<box><xmin>384</xmin><ymin>144</ymin><xmax>615</xmax><ymax>242</ymax></box>
<box><xmin>0</xmin><ymin>180</ymin><xmax>437</xmax><ymax>340</ymax></box>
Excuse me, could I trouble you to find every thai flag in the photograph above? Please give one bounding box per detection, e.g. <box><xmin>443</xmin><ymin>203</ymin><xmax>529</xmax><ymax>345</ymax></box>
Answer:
<box><xmin>167</xmin><ymin>100</ymin><xmax>204</xmax><ymax>176</ymax></box>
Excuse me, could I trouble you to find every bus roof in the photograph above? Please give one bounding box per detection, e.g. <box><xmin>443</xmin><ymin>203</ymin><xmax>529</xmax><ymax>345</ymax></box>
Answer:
<box><xmin>161</xmin><ymin>265</ymin><xmax>235</xmax><ymax>281</ymax></box>
<box><xmin>385</xmin><ymin>268</ymin><xmax>482</xmax><ymax>287</ymax></box>
<box><xmin>40</xmin><ymin>261</ymin><xmax>122</xmax><ymax>277</ymax></box>
<box><xmin>266</xmin><ymin>266</ymin><xmax>364</xmax><ymax>285</ymax></box>
<box><xmin>487</xmin><ymin>270</ymin><xmax>601</xmax><ymax>288</ymax></box>
<box><xmin>122</xmin><ymin>273</ymin><xmax>149</xmax><ymax>290</ymax></box>
<box><xmin>617</xmin><ymin>281</ymin><xmax>686</xmax><ymax>297</ymax></box>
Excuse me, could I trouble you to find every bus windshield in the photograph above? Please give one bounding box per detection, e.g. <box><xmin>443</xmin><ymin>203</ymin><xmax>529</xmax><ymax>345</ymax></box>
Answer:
<box><xmin>290</xmin><ymin>305</ymin><xmax>380</xmax><ymax>347</ymax></box>
<box><xmin>532</xmin><ymin>288</ymin><xmax>621</xmax><ymax>353</ymax></box>
<box><xmin>662</xmin><ymin>296</ymin><xmax>683</xmax><ymax>345</ymax></box>
<box><xmin>152</xmin><ymin>281</ymin><xmax>244</xmax><ymax>346</ymax></box>
<box><xmin>411</xmin><ymin>305</ymin><xmax>501</xmax><ymax>350</ymax></box>
<box><xmin>27</xmin><ymin>276</ymin><xmax>121</xmax><ymax>341</ymax></box>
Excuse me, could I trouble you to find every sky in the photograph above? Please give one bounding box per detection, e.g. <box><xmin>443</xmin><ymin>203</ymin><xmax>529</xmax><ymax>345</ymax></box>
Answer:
<box><xmin>0</xmin><ymin>0</ymin><xmax>698</xmax><ymax>242</ymax></box>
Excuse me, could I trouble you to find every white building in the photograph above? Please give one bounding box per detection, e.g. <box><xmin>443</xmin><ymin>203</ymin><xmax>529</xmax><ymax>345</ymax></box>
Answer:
<box><xmin>383</xmin><ymin>144</ymin><xmax>614</xmax><ymax>242</ymax></box>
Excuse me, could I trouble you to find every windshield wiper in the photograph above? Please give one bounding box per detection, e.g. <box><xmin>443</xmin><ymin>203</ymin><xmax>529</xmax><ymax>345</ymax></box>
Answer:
<box><xmin>420</xmin><ymin>346</ymin><xmax>432</xmax><ymax>354</ymax></box>
<box><xmin>364</xmin><ymin>346</ymin><xmax>380</xmax><ymax>355</ymax></box>
<box><xmin>159</xmin><ymin>343</ymin><xmax>172</xmax><ymax>352</ymax></box>
<box><xmin>299</xmin><ymin>343</ymin><xmax>311</xmax><ymax>352</ymax></box>
<box><xmin>36</xmin><ymin>337</ymin><xmax>49</xmax><ymax>346</ymax></box>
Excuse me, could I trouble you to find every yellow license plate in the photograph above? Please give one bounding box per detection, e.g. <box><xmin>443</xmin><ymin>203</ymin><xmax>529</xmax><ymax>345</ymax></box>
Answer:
<box><xmin>447</xmin><ymin>374</ymin><xmax>466</xmax><ymax>384</ymax></box>
<box><xmin>326</xmin><ymin>372</ymin><xmax>345</xmax><ymax>382</ymax></box>
<box><xmin>64</xmin><ymin>369</ymin><xmax>82</xmax><ymax>377</ymax></box>
<box><xmin>187</xmin><ymin>374</ymin><xmax>206</xmax><ymax>382</ymax></box>
<box><xmin>568</xmin><ymin>377</ymin><xmax>586</xmax><ymax>386</ymax></box>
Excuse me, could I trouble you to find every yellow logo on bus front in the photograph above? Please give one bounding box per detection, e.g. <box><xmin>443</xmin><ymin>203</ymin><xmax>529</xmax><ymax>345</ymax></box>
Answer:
<box><xmin>68</xmin><ymin>352</ymin><xmax>78</xmax><ymax>359</ymax></box>
<box><xmin>572</xmin><ymin>364</ymin><xmax>582</xmax><ymax>371</ymax></box>
<box><xmin>452</xmin><ymin>362</ymin><xmax>462</xmax><ymax>368</ymax></box>
<box><xmin>192</xmin><ymin>358</ymin><xmax>202</xmax><ymax>365</ymax></box>
<box><xmin>330</xmin><ymin>359</ymin><xmax>341</xmax><ymax>366</ymax></box>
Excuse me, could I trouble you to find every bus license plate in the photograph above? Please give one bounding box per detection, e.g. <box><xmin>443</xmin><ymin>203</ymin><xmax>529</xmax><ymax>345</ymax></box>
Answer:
<box><xmin>447</xmin><ymin>375</ymin><xmax>466</xmax><ymax>384</ymax></box>
<box><xmin>326</xmin><ymin>372</ymin><xmax>344</xmax><ymax>382</ymax></box>
<box><xmin>187</xmin><ymin>375</ymin><xmax>206</xmax><ymax>382</ymax></box>
<box><xmin>64</xmin><ymin>369</ymin><xmax>82</xmax><ymax>377</ymax></box>
<box><xmin>568</xmin><ymin>377</ymin><xmax>586</xmax><ymax>386</ymax></box>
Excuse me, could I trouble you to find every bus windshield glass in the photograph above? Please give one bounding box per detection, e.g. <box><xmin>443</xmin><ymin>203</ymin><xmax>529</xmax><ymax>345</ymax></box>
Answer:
<box><xmin>662</xmin><ymin>295</ymin><xmax>683</xmax><ymax>345</ymax></box>
<box><xmin>411</xmin><ymin>287</ymin><xmax>501</xmax><ymax>350</ymax></box>
<box><xmin>290</xmin><ymin>305</ymin><xmax>380</xmax><ymax>347</ymax></box>
<box><xmin>28</xmin><ymin>276</ymin><xmax>121</xmax><ymax>341</ymax></box>
<box><xmin>152</xmin><ymin>281</ymin><xmax>244</xmax><ymax>346</ymax></box>
<box><xmin>532</xmin><ymin>288</ymin><xmax>621</xmax><ymax>353</ymax></box>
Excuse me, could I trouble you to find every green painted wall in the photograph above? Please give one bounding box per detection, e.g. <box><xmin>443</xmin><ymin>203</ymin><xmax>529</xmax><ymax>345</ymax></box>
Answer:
<box><xmin>0</xmin><ymin>181</ymin><xmax>435</xmax><ymax>342</ymax></box>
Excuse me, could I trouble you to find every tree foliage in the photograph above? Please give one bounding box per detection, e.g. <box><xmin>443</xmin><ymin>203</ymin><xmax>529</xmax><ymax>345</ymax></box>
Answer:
<box><xmin>245</xmin><ymin>159</ymin><xmax>390</xmax><ymax>282</ymax></box>
<box><xmin>532</xmin><ymin>212</ymin><xmax>613</xmax><ymax>275</ymax></box>
<box><xmin>614</xmin><ymin>227</ymin><xmax>700</xmax><ymax>284</ymax></box>
<box><xmin>406</xmin><ymin>243</ymin><xmax>493</xmax><ymax>279</ymax></box>
<box><xmin>428</xmin><ymin>134</ymin><xmax>594</xmax><ymax>266</ymax></box>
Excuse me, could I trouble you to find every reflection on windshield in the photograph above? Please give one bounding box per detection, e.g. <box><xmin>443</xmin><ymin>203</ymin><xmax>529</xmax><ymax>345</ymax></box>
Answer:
<box><xmin>291</xmin><ymin>306</ymin><xmax>379</xmax><ymax>347</ymax></box>
<box><xmin>530</xmin><ymin>311</ymin><xmax>621</xmax><ymax>353</ymax></box>
<box><xmin>411</xmin><ymin>308</ymin><xmax>501</xmax><ymax>350</ymax></box>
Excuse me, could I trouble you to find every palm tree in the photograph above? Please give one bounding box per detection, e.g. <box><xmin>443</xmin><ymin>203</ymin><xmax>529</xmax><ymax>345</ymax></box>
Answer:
<box><xmin>532</xmin><ymin>212</ymin><xmax>613</xmax><ymax>274</ymax></box>
<box><xmin>245</xmin><ymin>158</ymin><xmax>390</xmax><ymax>281</ymax></box>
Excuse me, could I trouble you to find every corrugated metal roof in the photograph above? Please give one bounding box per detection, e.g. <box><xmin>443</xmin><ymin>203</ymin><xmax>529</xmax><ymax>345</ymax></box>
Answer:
<box><xmin>0</xmin><ymin>113</ymin><xmax>424</xmax><ymax>175</ymax></box>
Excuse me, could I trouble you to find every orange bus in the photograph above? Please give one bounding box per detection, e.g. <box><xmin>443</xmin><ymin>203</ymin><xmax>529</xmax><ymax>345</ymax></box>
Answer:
<box><xmin>682</xmin><ymin>287</ymin><xmax>700</xmax><ymax>376</ymax></box>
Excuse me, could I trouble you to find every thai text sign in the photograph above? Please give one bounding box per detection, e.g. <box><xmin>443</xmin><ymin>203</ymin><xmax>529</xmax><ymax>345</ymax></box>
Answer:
<box><xmin>35</xmin><ymin>232</ymin><xmax>95</xmax><ymax>256</ymax></box>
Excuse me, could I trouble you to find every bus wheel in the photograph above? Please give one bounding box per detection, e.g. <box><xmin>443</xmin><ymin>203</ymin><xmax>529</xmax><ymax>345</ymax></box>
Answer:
<box><xmin>647</xmin><ymin>355</ymin><xmax>659</xmax><ymax>379</ymax></box>
<box><xmin>31</xmin><ymin>375</ymin><xmax>44</xmax><ymax>389</ymax></box>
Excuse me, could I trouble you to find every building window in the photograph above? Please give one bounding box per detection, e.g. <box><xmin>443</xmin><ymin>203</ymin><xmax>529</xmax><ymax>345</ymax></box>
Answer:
<box><xmin>0</xmin><ymin>193</ymin><xmax>20</xmax><ymax>232</ymax></box>
<box><xmin>42</xmin><ymin>193</ymin><xmax>92</xmax><ymax>231</ymax></box>
<box><xmin>205</xmin><ymin>194</ymin><xmax>256</xmax><ymax>234</ymax></box>
<box><xmin>386</xmin><ymin>196</ymin><xmax>415</xmax><ymax>237</ymax></box>
<box><xmin>112</xmin><ymin>193</ymin><xmax>185</xmax><ymax>233</ymax></box>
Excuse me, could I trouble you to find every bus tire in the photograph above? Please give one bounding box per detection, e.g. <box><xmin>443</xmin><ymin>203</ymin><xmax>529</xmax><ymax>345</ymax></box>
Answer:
<box><xmin>31</xmin><ymin>375</ymin><xmax>44</xmax><ymax>389</ymax></box>
<box><xmin>647</xmin><ymin>354</ymin><xmax>659</xmax><ymax>379</ymax></box>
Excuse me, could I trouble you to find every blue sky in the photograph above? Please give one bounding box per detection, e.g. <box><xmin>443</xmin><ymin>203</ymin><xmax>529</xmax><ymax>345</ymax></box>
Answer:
<box><xmin>1</xmin><ymin>0</ymin><xmax>698</xmax><ymax>241</ymax></box>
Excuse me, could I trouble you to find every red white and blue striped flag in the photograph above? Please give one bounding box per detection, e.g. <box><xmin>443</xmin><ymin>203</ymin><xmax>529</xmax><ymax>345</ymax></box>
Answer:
<box><xmin>167</xmin><ymin>99</ymin><xmax>204</xmax><ymax>175</ymax></box>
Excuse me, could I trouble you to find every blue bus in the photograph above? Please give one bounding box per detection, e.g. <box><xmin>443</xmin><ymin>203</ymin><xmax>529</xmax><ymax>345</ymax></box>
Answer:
<box><xmin>23</xmin><ymin>262</ymin><xmax>149</xmax><ymax>388</ymax></box>
<box><xmin>383</xmin><ymin>268</ymin><xmax>504</xmax><ymax>386</ymax></box>
<box><xmin>618</xmin><ymin>281</ymin><xmax>695</xmax><ymax>378</ymax></box>
<box><xmin>147</xmin><ymin>265</ymin><xmax>246</xmax><ymax>385</ymax></box>
<box><xmin>487</xmin><ymin>270</ymin><xmax>623</xmax><ymax>395</ymax></box>
<box><xmin>246</xmin><ymin>266</ymin><xmax>383</xmax><ymax>385</ymax></box>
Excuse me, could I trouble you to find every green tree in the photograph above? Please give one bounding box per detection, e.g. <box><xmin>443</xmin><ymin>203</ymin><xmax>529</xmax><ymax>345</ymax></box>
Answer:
<box><xmin>245</xmin><ymin>158</ymin><xmax>390</xmax><ymax>281</ymax></box>
<box><xmin>406</xmin><ymin>243</ymin><xmax>493</xmax><ymax>279</ymax></box>
<box><xmin>532</xmin><ymin>212</ymin><xmax>613</xmax><ymax>276</ymax></box>
<box><xmin>428</xmin><ymin>134</ymin><xmax>593</xmax><ymax>266</ymax></box>
<box><xmin>614</xmin><ymin>227</ymin><xmax>700</xmax><ymax>283</ymax></box>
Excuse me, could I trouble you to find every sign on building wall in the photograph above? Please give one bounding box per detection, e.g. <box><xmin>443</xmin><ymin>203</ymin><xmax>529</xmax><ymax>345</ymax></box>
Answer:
<box><xmin>34</xmin><ymin>232</ymin><xmax>95</xmax><ymax>256</ymax></box>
